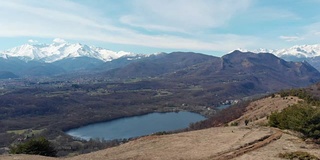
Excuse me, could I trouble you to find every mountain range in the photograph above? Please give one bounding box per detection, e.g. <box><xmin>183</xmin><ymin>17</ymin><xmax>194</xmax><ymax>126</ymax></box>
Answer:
<box><xmin>0</xmin><ymin>38</ymin><xmax>148</xmax><ymax>63</ymax></box>
<box><xmin>2</xmin><ymin>39</ymin><xmax>320</xmax><ymax>64</ymax></box>
<box><xmin>253</xmin><ymin>44</ymin><xmax>320</xmax><ymax>58</ymax></box>
<box><xmin>239</xmin><ymin>44</ymin><xmax>320</xmax><ymax>71</ymax></box>
<box><xmin>1</xmin><ymin>39</ymin><xmax>320</xmax><ymax>84</ymax></box>
<box><xmin>105</xmin><ymin>50</ymin><xmax>320</xmax><ymax>93</ymax></box>
<box><xmin>0</xmin><ymin>39</ymin><xmax>157</xmax><ymax>77</ymax></box>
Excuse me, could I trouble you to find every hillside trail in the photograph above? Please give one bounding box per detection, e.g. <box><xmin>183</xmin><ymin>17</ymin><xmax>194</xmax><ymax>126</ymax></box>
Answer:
<box><xmin>206</xmin><ymin>128</ymin><xmax>282</xmax><ymax>160</ymax></box>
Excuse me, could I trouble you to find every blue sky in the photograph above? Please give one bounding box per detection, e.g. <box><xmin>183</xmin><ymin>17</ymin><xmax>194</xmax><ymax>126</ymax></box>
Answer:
<box><xmin>0</xmin><ymin>0</ymin><xmax>320</xmax><ymax>56</ymax></box>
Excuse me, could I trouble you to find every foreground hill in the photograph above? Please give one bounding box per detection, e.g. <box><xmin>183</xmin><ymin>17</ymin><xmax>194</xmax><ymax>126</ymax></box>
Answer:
<box><xmin>0</xmin><ymin>127</ymin><xmax>284</xmax><ymax>160</ymax></box>
<box><xmin>3</xmin><ymin>126</ymin><xmax>319</xmax><ymax>160</ymax></box>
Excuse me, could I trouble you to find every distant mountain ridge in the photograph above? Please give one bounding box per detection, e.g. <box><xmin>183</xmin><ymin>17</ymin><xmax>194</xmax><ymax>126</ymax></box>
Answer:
<box><xmin>0</xmin><ymin>39</ymin><xmax>160</xmax><ymax>77</ymax></box>
<box><xmin>238</xmin><ymin>44</ymin><xmax>320</xmax><ymax>58</ymax></box>
<box><xmin>237</xmin><ymin>44</ymin><xmax>320</xmax><ymax>71</ymax></box>
<box><xmin>0</xmin><ymin>71</ymin><xmax>18</xmax><ymax>79</ymax></box>
<box><xmin>3</xmin><ymin>40</ymin><xmax>320</xmax><ymax>64</ymax></box>
<box><xmin>0</xmin><ymin>38</ymin><xmax>151</xmax><ymax>63</ymax></box>
<box><xmin>1</xmin><ymin>39</ymin><xmax>320</xmax><ymax>81</ymax></box>
<box><xmin>105</xmin><ymin>51</ymin><xmax>320</xmax><ymax>92</ymax></box>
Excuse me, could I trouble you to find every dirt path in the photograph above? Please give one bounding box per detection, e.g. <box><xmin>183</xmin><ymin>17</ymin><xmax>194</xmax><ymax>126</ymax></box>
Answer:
<box><xmin>208</xmin><ymin>129</ymin><xmax>282</xmax><ymax>160</ymax></box>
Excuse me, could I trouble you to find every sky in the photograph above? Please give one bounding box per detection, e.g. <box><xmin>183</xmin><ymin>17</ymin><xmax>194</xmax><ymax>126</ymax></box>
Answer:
<box><xmin>0</xmin><ymin>0</ymin><xmax>320</xmax><ymax>56</ymax></box>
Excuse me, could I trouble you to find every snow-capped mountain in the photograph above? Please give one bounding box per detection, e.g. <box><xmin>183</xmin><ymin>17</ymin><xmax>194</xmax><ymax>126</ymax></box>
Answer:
<box><xmin>243</xmin><ymin>44</ymin><xmax>320</xmax><ymax>58</ymax></box>
<box><xmin>235</xmin><ymin>44</ymin><xmax>320</xmax><ymax>71</ymax></box>
<box><xmin>0</xmin><ymin>38</ymin><xmax>146</xmax><ymax>63</ymax></box>
<box><xmin>274</xmin><ymin>44</ymin><xmax>320</xmax><ymax>58</ymax></box>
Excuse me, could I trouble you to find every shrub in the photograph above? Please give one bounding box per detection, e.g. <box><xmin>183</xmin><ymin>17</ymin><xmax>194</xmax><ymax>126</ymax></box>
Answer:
<box><xmin>279</xmin><ymin>89</ymin><xmax>320</xmax><ymax>106</ymax></box>
<box><xmin>230</xmin><ymin>122</ymin><xmax>239</xmax><ymax>126</ymax></box>
<box><xmin>279</xmin><ymin>151</ymin><xmax>319</xmax><ymax>160</ymax></box>
<box><xmin>152</xmin><ymin>131</ymin><xmax>168</xmax><ymax>135</ymax></box>
<box><xmin>10</xmin><ymin>137</ymin><xmax>56</xmax><ymax>157</ymax></box>
<box><xmin>269</xmin><ymin>104</ymin><xmax>320</xmax><ymax>139</ymax></box>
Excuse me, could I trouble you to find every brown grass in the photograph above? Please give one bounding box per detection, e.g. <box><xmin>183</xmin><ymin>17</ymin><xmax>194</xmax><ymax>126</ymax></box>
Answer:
<box><xmin>229</xmin><ymin>94</ymin><xmax>302</xmax><ymax>126</ymax></box>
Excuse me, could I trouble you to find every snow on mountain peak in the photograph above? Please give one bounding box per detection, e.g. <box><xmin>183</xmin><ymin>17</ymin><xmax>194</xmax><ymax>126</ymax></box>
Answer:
<box><xmin>233</xmin><ymin>44</ymin><xmax>320</xmax><ymax>58</ymax></box>
<box><xmin>276</xmin><ymin>44</ymin><xmax>320</xmax><ymax>58</ymax></box>
<box><xmin>0</xmin><ymin>39</ymin><xmax>149</xmax><ymax>63</ymax></box>
<box><xmin>234</xmin><ymin>48</ymin><xmax>249</xmax><ymax>52</ymax></box>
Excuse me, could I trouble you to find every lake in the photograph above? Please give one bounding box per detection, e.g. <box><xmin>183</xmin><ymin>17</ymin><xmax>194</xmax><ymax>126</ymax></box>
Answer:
<box><xmin>66</xmin><ymin>111</ymin><xmax>206</xmax><ymax>140</ymax></box>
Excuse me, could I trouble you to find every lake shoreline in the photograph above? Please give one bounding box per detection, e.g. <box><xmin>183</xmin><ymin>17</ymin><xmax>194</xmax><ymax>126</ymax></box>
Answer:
<box><xmin>65</xmin><ymin>111</ymin><xmax>206</xmax><ymax>141</ymax></box>
<box><xmin>61</xmin><ymin>104</ymin><xmax>216</xmax><ymax>132</ymax></box>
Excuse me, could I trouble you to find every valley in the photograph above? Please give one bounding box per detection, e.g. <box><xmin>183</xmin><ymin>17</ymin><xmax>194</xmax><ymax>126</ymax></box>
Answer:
<box><xmin>1</xmin><ymin>89</ymin><xmax>319</xmax><ymax>160</ymax></box>
<box><xmin>1</xmin><ymin>47</ymin><xmax>320</xmax><ymax>157</ymax></box>
<box><xmin>0</xmin><ymin>76</ymin><xmax>235</xmax><ymax>156</ymax></box>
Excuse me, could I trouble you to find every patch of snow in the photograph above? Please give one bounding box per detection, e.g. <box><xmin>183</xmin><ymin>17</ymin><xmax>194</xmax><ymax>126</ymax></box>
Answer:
<box><xmin>231</xmin><ymin>44</ymin><xmax>320</xmax><ymax>58</ymax></box>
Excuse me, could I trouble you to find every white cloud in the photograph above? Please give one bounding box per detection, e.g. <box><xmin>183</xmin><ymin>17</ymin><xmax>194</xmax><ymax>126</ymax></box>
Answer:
<box><xmin>252</xmin><ymin>8</ymin><xmax>300</xmax><ymax>20</ymax></box>
<box><xmin>288</xmin><ymin>22</ymin><xmax>320</xmax><ymax>45</ymax></box>
<box><xmin>53</xmin><ymin>38</ymin><xmax>67</xmax><ymax>44</ymax></box>
<box><xmin>120</xmin><ymin>15</ymin><xmax>185</xmax><ymax>33</ymax></box>
<box><xmin>121</xmin><ymin>0</ymin><xmax>252</xmax><ymax>32</ymax></box>
<box><xmin>0</xmin><ymin>1</ymin><xmax>129</xmax><ymax>39</ymax></box>
<box><xmin>279</xmin><ymin>36</ymin><xmax>303</xmax><ymax>42</ymax></box>
<box><xmin>28</xmin><ymin>39</ymin><xmax>38</xmax><ymax>43</ymax></box>
<box><xmin>1</xmin><ymin>0</ymin><xmax>319</xmax><ymax>54</ymax></box>
<box><xmin>305</xmin><ymin>22</ymin><xmax>320</xmax><ymax>34</ymax></box>
<box><xmin>0</xmin><ymin>0</ymin><xmax>257</xmax><ymax>53</ymax></box>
